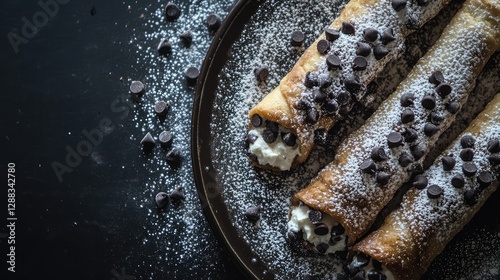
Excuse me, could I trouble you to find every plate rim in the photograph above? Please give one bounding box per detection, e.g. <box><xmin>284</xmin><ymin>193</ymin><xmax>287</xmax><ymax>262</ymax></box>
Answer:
<box><xmin>191</xmin><ymin>0</ymin><xmax>272</xmax><ymax>279</ymax></box>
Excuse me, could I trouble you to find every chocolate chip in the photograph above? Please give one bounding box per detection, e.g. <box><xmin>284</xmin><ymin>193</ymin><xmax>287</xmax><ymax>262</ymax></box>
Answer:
<box><xmin>399</xmin><ymin>152</ymin><xmax>414</xmax><ymax>167</ymax></box>
<box><xmin>436</xmin><ymin>83</ymin><xmax>452</xmax><ymax>97</ymax></box>
<box><xmin>325</xmin><ymin>28</ymin><xmax>340</xmax><ymax>41</ymax></box>
<box><xmin>166</xmin><ymin>147</ymin><xmax>182</xmax><ymax>168</ymax></box>
<box><xmin>266</xmin><ymin>120</ymin><xmax>280</xmax><ymax>133</ymax></box>
<box><xmin>154</xmin><ymin>100</ymin><xmax>170</xmax><ymax>117</ymax></box>
<box><xmin>429</xmin><ymin>71</ymin><xmax>445</xmax><ymax>85</ymax></box>
<box><xmin>341</xmin><ymin>22</ymin><xmax>355</xmax><ymax>34</ymax></box>
<box><xmin>353</xmin><ymin>56</ymin><xmax>368</xmax><ymax>71</ymax></box>
<box><xmin>442</xmin><ymin>156</ymin><xmax>456</xmax><ymax>171</ymax></box>
<box><xmin>421</xmin><ymin>95</ymin><xmax>436</xmax><ymax>110</ymax></box>
<box><xmin>461</xmin><ymin>135</ymin><xmax>475</xmax><ymax>148</ymax></box>
<box><xmin>487</xmin><ymin>139</ymin><xmax>500</xmax><ymax>153</ymax></box>
<box><xmin>183</xmin><ymin>66</ymin><xmax>199</xmax><ymax>87</ymax></box>
<box><xmin>417</xmin><ymin>0</ymin><xmax>429</xmax><ymax>5</ymax></box>
<box><xmin>372</xmin><ymin>260</ymin><xmax>383</xmax><ymax>271</ymax></box>
<box><xmin>464</xmin><ymin>189</ymin><xmax>478</xmax><ymax>206</ymax></box>
<box><xmin>462</xmin><ymin>162</ymin><xmax>477</xmax><ymax>177</ymax></box>
<box><xmin>254</xmin><ymin>66</ymin><xmax>269</xmax><ymax>83</ymax></box>
<box><xmin>305</xmin><ymin>108</ymin><xmax>320</xmax><ymax>124</ymax></box>
<box><xmin>413</xmin><ymin>174</ymin><xmax>428</xmax><ymax>189</ymax></box>
<box><xmin>317</xmin><ymin>39</ymin><xmax>330</xmax><ymax>54</ymax></box>
<box><xmin>376</xmin><ymin>172</ymin><xmax>391</xmax><ymax>185</ymax></box>
<box><xmin>282</xmin><ymin>133</ymin><xmax>297</xmax><ymax>147</ymax></box>
<box><xmin>316</xmin><ymin>242</ymin><xmax>329</xmax><ymax>254</ymax></box>
<box><xmin>140</xmin><ymin>132</ymin><xmax>155</xmax><ymax>150</ymax></box>
<box><xmin>287</xmin><ymin>230</ymin><xmax>302</xmax><ymax>241</ymax></box>
<box><xmin>251</xmin><ymin>114</ymin><xmax>263</xmax><ymax>127</ymax></box>
<box><xmin>371</xmin><ymin>146</ymin><xmax>388</xmax><ymax>162</ymax></box>
<box><xmin>380</xmin><ymin>28</ymin><xmax>395</xmax><ymax>44</ymax></box>
<box><xmin>360</xmin><ymin>159</ymin><xmax>377</xmax><ymax>174</ymax></box>
<box><xmin>403</xmin><ymin>128</ymin><xmax>418</xmax><ymax>143</ymax></box>
<box><xmin>363</xmin><ymin>28</ymin><xmax>379</xmax><ymax>42</ymax></box>
<box><xmin>326</xmin><ymin>54</ymin><xmax>342</xmax><ymax>70</ymax></box>
<box><xmin>356</xmin><ymin>41</ymin><xmax>371</xmax><ymax>57</ymax></box>
<box><xmin>429</xmin><ymin>112</ymin><xmax>444</xmax><ymax>125</ymax></box>
<box><xmin>344</xmin><ymin>75</ymin><xmax>361</xmax><ymax>93</ymax></box>
<box><xmin>297</xmin><ymin>95</ymin><xmax>313</xmax><ymax>111</ymax></box>
<box><xmin>319</xmin><ymin>77</ymin><xmax>332</xmax><ymax>89</ymax></box>
<box><xmin>387</xmin><ymin>132</ymin><xmax>404</xmax><ymax>148</ymax></box>
<box><xmin>427</xmin><ymin>184</ymin><xmax>443</xmax><ymax>198</ymax></box>
<box><xmin>314</xmin><ymin>223</ymin><xmax>329</xmax><ymax>235</ymax></box>
<box><xmin>401</xmin><ymin>108</ymin><xmax>415</xmax><ymax>124</ymax></box>
<box><xmin>157</xmin><ymin>38</ymin><xmax>172</xmax><ymax>56</ymax></box>
<box><xmin>309</xmin><ymin>210</ymin><xmax>323</xmax><ymax>224</ymax></box>
<box><xmin>155</xmin><ymin>192</ymin><xmax>169</xmax><ymax>209</ymax></box>
<box><xmin>337</xmin><ymin>90</ymin><xmax>352</xmax><ymax>105</ymax></box>
<box><xmin>170</xmin><ymin>187</ymin><xmax>185</xmax><ymax>201</ymax></box>
<box><xmin>477</xmin><ymin>171</ymin><xmax>493</xmax><ymax>189</ymax></box>
<box><xmin>451</xmin><ymin>174</ymin><xmax>465</xmax><ymax>188</ymax></box>
<box><xmin>304</xmin><ymin>72</ymin><xmax>319</xmax><ymax>88</ymax></box>
<box><xmin>400</xmin><ymin>92</ymin><xmax>415</xmax><ymax>107</ymax></box>
<box><xmin>373</xmin><ymin>43</ymin><xmax>389</xmax><ymax>60</ymax></box>
<box><xmin>179</xmin><ymin>30</ymin><xmax>193</xmax><ymax>47</ymax></box>
<box><xmin>313</xmin><ymin>89</ymin><xmax>327</xmax><ymax>103</ymax></box>
<box><xmin>248</xmin><ymin>153</ymin><xmax>258</xmax><ymax>163</ymax></box>
<box><xmin>245</xmin><ymin>206</ymin><xmax>261</xmax><ymax>222</ymax></box>
<box><xmin>367</xmin><ymin>270</ymin><xmax>386</xmax><ymax>280</ymax></box>
<box><xmin>331</xmin><ymin>224</ymin><xmax>345</xmax><ymax>236</ymax></box>
<box><xmin>130</xmin><ymin>80</ymin><xmax>146</xmax><ymax>98</ymax></box>
<box><xmin>447</xmin><ymin>101</ymin><xmax>460</xmax><ymax>114</ymax></box>
<box><xmin>355</xmin><ymin>253</ymin><xmax>370</xmax><ymax>267</ymax></box>
<box><xmin>329</xmin><ymin>235</ymin><xmax>342</xmax><ymax>245</ymax></box>
<box><xmin>391</xmin><ymin>0</ymin><xmax>407</xmax><ymax>11</ymax></box>
<box><xmin>323</xmin><ymin>99</ymin><xmax>339</xmax><ymax>114</ymax></box>
<box><xmin>262</xmin><ymin>128</ymin><xmax>278</xmax><ymax>143</ymax></box>
<box><xmin>291</xmin><ymin>30</ymin><xmax>305</xmax><ymax>47</ymax></box>
<box><xmin>488</xmin><ymin>154</ymin><xmax>500</xmax><ymax>165</ymax></box>
<box><xmin>424</xmin><ymin>123</ymin><xmax>439</xmax><ymax>137</ymax></box>
<box><xmin>165</xmin><ymin>2</ymin><xmax>181</xmax><ymax>21</ymax></box>
<box><xmin>411</xmin><ymin>144</ymin><xmax>425</xmax><ymax>160</ymax></box>
<box><xmin>159</xmin><ymin>131</ymin><xmax>173</xmax><ymax>149</ymax></box>
<box><xmin>206</xmin><ymin>13</ymin><xmax>222</xmax><ymax>32</ymax></box>
<box><xmin>460</xmin><ymin>148</ymin><xmax>474</xmax><ymax>162</ymax></box>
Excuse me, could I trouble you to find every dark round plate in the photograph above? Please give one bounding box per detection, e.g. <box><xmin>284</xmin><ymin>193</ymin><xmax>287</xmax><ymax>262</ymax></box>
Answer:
<box><xmin>192</xmin><ymin>0</ymin><xmax>500</xmax><ymax>279</ymax></box>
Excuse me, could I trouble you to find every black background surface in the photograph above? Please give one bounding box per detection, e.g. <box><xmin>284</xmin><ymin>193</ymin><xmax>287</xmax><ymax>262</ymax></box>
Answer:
<box><xmin>0</xmin><ymin>0</ymin><xmax>244</xmax><ymax>279</ymax></box>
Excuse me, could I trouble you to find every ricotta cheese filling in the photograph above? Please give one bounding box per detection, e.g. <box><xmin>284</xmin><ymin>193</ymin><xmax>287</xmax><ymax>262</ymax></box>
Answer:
<box><xmin>287</xmin><ymin>204</ymin><xmax>347</xmax><ymax>254</ymax></box>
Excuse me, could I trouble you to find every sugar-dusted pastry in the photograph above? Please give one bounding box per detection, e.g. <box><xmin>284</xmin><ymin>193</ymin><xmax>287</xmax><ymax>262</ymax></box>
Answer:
<box><xmin>347</xmin><ymin>93</ymin><xmax>500</xmax><ymax>280</ymax></box>
<box><xmin>287</xmin><ymin>0</ymin><xmax>500</xmax><ymax>254</ymax></box>
<box><xmin>246</xmin><ymin>0</ymin><xmax>453</xmax><ymax>172</ymax></box>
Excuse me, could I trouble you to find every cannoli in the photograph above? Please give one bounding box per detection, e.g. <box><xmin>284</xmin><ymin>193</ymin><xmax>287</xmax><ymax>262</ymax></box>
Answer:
<box><xmin>246</xmin><ymin>0</ymin><xmax>453</xmax><ymax>171</ymax></box>
<box><xmin>347</xmin><ymin>93</ymin><xmax>500</xmax><ymax>280</ymax></box>
<box><xmin>287</xmin><ymin>0</ymin><xmax>500</xmax><ymax>255</ymax></box>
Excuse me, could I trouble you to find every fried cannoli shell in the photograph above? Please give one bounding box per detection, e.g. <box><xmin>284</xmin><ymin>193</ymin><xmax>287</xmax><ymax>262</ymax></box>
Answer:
<box><xmin>353</xmin><ymin>93</ymin><xmax>500</xmax><ymax>280</ymax></box>
<box><xmin>248</xmin><ymin>0</ymin><xmax>453</xmax><ymax>171</ymax></box>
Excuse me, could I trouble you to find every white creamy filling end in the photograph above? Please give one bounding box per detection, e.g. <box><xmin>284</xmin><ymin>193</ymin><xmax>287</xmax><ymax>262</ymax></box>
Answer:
<box><xmin>287</xmin><ymin>204</ymin><xmax>347</xmax><ymax>254</ymax></box>
<box><xmin>248</xmin><ymin>127</ymin><xmax>300</xmax><ymax>171</ymax></box>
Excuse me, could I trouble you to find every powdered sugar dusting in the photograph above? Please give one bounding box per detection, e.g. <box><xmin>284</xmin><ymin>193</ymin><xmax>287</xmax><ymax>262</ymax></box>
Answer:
<box><xmin>299</xmin><ymin>1</ymin><xmax>498</xmax><ymax>243</ymax></box>
<box><xmin>208</xmin><ymin>0</ymin><xmax>499</xmax><ymax>279</ymax></box>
